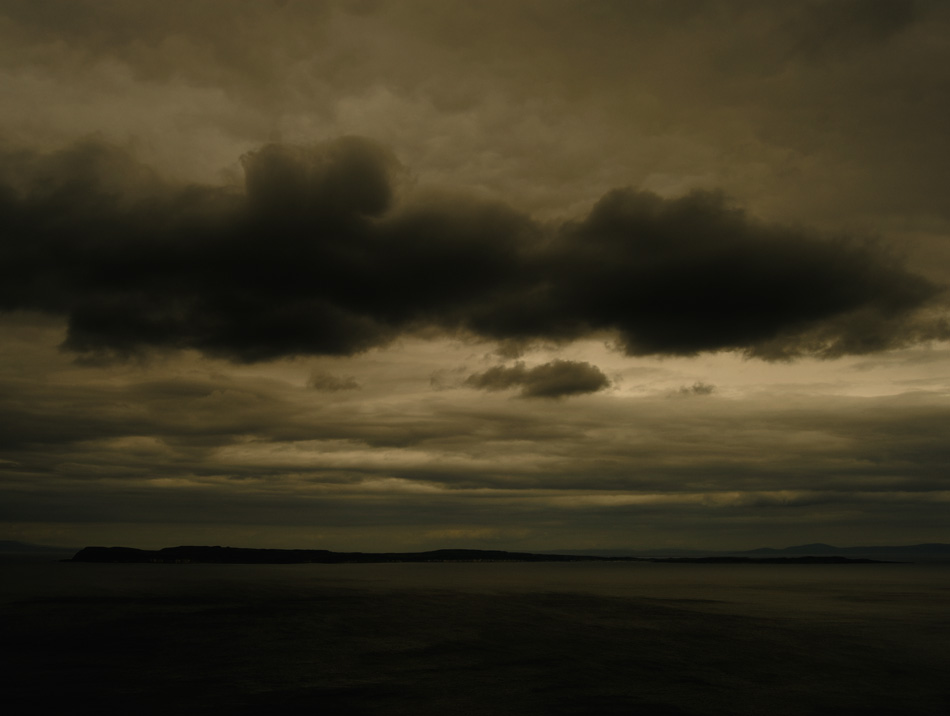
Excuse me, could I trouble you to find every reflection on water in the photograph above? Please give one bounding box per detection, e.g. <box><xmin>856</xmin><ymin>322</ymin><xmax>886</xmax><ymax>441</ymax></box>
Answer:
<box><xmin>3</xmin><ymin>560</ymin><xmax>950</xmax><ymax>715</ymax></box>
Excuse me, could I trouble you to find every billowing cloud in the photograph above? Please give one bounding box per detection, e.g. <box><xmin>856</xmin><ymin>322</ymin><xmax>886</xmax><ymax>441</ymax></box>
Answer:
<box><xmin>466</xmin><ymin>360</ymin><xmax>610</xmax><ymax>399</ymax></box>
<box><xmin>541</xmin><ymin>189</ymin><xmax>943</xmax><ymax>359</ymax></box>
<box><xmin>0</xmin><ymin>137</ymin><xmax>943</xmax><ymax>364</ymax></box>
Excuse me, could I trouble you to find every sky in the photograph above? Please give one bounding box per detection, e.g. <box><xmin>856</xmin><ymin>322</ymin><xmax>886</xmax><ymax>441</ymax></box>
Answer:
<box><xmin>2</xmin><ymin>0</ymin><xmax>950</xmax><ymax>552</ymax></box>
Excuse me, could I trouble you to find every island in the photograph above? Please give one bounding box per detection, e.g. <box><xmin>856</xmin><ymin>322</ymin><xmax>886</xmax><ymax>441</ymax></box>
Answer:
<box><xmin>69</xmin><ymin>545</ymin><xmax>890</xmax><ymax>565</ymax></box>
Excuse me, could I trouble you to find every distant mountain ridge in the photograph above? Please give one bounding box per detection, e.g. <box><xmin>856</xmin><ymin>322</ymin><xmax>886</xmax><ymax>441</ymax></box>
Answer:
<box><xmin>546</xmin><ymin>543</ymin><xmax>950</xmax><ymax>562</ymax></box>
<box><xmin>747</xmin><ymin>542</ymin><xmax>950</xmax><ymax>555</ymax></box>
<box><xmin>0</xmin><ymin>539</ymin><xmax>76</xmax><ymax>553</ymax></box>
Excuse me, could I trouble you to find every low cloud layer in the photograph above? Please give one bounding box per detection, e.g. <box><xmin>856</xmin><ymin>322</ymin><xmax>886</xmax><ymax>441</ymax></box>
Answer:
<box><xmin>3</xmin><ymin>343</ymin><xmax>950</xmax><ymax>549</ymax></box>
<box><xmin>466</xmin><ymin>360</ymin><xmax>610</xmax><ymax>399</ymax></box>
<box><xmin>678</xmin><ymin>382</ymin><xmax>716</xmax><ymax>397</ymax></box>
<box><xmin>0</xmin><ymin>137</ymin><xmax>943</xmax><ymax>363</ymax></box>
<box><xmin>308</xmin><ymin>371</ymin><xmax>360</xmax><ymax>392</ymax></box>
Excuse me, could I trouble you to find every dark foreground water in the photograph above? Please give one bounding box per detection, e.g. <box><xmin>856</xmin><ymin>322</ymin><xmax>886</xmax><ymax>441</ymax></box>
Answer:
<box><xmin>3</xmin><ymin>559</ymin><xmax>949</xmax><ymax>715</ymax></box>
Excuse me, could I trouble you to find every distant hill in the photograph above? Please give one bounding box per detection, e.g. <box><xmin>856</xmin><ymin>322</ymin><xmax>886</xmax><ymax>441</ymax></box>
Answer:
<box><xmin>71</xmin><ymin>546</ymin><xmax>622</xmax><ymax>564</ymax></box>
<box><xmin>70</xmin><ymin>545</ymin><xmax>889</xmax><ymax>565</ymax></box>
<box><xmin>11</xmin><ymin>540</ymin><xmax>948</xmax><ymax>562</ymax></box>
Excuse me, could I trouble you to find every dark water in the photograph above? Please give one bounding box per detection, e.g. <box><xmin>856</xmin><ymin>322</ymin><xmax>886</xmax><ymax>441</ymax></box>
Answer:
<box><xmin>3</xmin><ymin>559</ymin><xmax>949</xmax><ymax>715</ymax></box>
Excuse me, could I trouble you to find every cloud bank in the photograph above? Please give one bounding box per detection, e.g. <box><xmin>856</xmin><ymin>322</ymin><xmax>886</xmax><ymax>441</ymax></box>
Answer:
<box><xmin>0</xmin><ymin>137</ymin><xmax>943</xmax><ymax>363</ymax></box>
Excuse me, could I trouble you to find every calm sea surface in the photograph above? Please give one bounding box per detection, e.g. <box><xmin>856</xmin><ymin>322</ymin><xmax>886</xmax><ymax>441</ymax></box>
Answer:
<box><xmin>3</xmin><ymin>559</ymin><xmax>949</xmax><ymax>715</ymax></box>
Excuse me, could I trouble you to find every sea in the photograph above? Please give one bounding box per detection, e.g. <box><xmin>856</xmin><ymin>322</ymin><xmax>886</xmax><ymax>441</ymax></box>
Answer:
<box><xmin>3</xmin><ymin>556</ymin><xmax>949</xmax><ymax>715</ymax></box>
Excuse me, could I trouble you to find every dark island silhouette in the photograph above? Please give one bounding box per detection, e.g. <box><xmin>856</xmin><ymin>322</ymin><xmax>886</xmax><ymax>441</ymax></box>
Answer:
<box><xmin>69</xmin><ymin>545</ymin><xmax>890</xmax><ymax>565</ymax></box>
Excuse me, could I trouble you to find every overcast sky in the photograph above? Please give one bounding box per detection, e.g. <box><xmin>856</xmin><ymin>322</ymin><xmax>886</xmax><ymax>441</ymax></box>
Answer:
<box><xmin>2</xmin><ymin>0</ymin><xmax>949</xmax><ymax>551</ymax></box>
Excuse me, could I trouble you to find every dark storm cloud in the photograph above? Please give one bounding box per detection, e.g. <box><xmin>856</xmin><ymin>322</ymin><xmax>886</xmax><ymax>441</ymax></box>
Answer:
<box><xmin>545</xmin><ymin>189</ymin><xmax>943</xmax><ymax>359</ymax></box>
<box><xmin>0</xmin><ymin>138</ymin><xmax>942</xmax><ymax>363</ymax></box>
<box><xmin>466</xmin><ymin>360</ymin><xmax>610</xmax><ymax>399</ymax></box>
